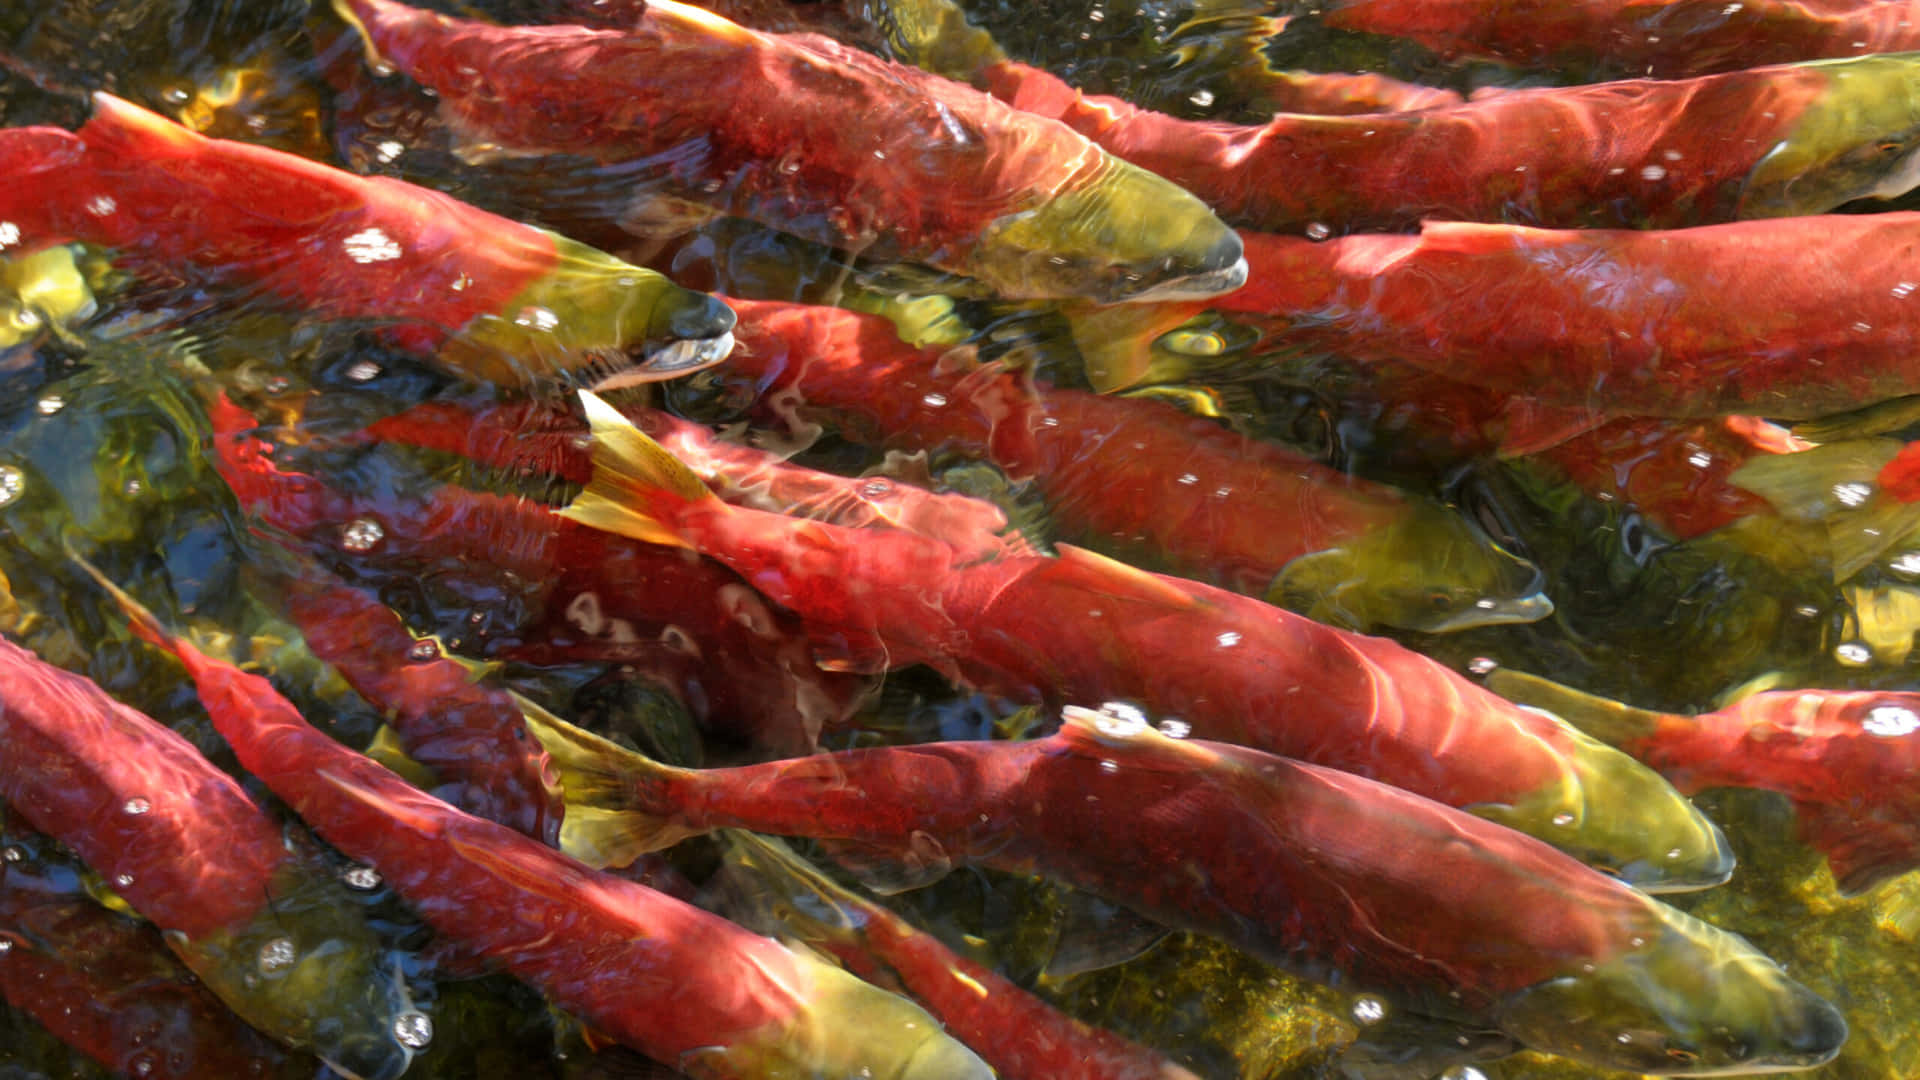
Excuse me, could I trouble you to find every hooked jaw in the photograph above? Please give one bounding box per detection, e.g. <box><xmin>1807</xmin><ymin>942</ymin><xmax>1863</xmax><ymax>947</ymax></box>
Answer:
<box><xmin>1471</xmin><ymin>723</ymin><xmax>1735</xmax><ymax>893</ymax></box>
<box><xmin>1738</xmin><ymin>55</ymin><xmax>1920</xmax><ymax>217</ymax></box>
<box><xmin>1493</xmin><ymin>905</ymin><xmax>1847</xmax><ymax>1075</ymax></box>
<box><xmin>971</xmin><ymin>155</ymin><xmax>1248</xmax><ymax>304</ymax></box>
<box><xmin>442</xmin><ymin>232</ymin><xmax>737</xmax><ymax>388</ymax></box>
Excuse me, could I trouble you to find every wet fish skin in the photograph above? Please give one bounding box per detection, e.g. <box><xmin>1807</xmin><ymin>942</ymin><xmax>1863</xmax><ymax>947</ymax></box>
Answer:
<box><xmin>1211</xmin><ymin>216</ymin><xmax>1920</xmax><ymax>439</ymax></box>
<box><xmin>206</xmin><ymin>396</ymin><xmax>868</xmax><ymax>756</ymax></box>
<box><xmin>0</xmin><ymin>91</ymin><xmax>732</xmax><ymax>387</ymax></box>
<box><xmin>991</xmin><ymin>50</ymin><xmax>1920</xmax><ymax>230</ymax></box>
<box><xmin>714</xmin><ymin>296</ymin><xmax>1548</xmax><ymax>634</ymax></box>
<box><xmin>91</xmin><ymin>569</ymin><xmax>994</xmax><ymax>1080</ymax></box>
<box><xmin>331</xmin><ymin>0</ymin><xmax>1246</xmax><ymax>303</ymax></box>
<box><xmin>0</xmin><ymin>821</ymin><xmax>304</xmax><ymax>1080</ymax></box>
<box><xmin>532</xmin><ymin>702</ymin><xmax>1843</xmax><ymax>1077</ymax></box>
<box><xmin>1492</xmin><ymin>668</ymin><xmax>1920</xmax><ymax>895</ymax></box>
<box><xmin>0</xmin><ymin>635</ymin><xmax>416</xmax><ymax>1080</ymax></box>
<box><xmin>717</xmin><ymin>832</ymin><xmax>1203</xmax><ymax>1080</ymax></box>
<box><xmin>559</xmin><ymin>392</ymin><xmax>1734</xmax><ymax>892</ymax></box>
<box><xmin>1317</xmin><ymin>0</ymin><xmax>1920</xmax><ymax>78</ymax></box>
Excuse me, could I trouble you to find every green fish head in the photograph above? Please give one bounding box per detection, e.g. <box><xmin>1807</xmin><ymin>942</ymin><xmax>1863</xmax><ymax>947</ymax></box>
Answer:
<box><xmin>970</xmin><ymin>155</ymin><xmax>1248</xmax><ymax>304</ymax></box>
<box><xmin>1740</xmin><ymin>54</ymin><xmax>1920</xmax><ymax>217</ymax></box>
<box><xmin>1494</xmin><ymin>904</ymin><xmax>1847</xmax><ymax>1075</ymax></box>
<box><xmin>1268</xmin><ymin>497</ymin><xmax>1555</xmax><ymax>634</ymax></box>
<box><xmin>1473</xmin><ymin>721</ymin><xmax>1736</xmax><ymax>893</ymax></box>
<box><xmin>441</xmin><ymin>232</ymin><xmax>737</xmax><ymax>388</ymax></box>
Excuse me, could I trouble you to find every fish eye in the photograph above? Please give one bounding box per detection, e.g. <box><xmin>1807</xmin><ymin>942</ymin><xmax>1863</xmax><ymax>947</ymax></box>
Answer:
<box><xmin>1428</xmin><ymin>591</ymin><xmax>1457</xmax><ymax>611</ymax></box>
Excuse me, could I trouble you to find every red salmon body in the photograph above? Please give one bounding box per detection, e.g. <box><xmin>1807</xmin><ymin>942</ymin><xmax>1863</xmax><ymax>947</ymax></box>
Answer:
<box><xmin>983</xmin><ymin>58</ymin><xmax>1832</xmax><ymax>230</ymax></box>
<box><xmin>535</xmin><ymin>705</ymin><xmax>1844</xmax><ymax>1076</ymax></box>
<box><xmin>104</xmin><ymin>584</ymin><xmax>993</xmax><ymax>1080</ymax></box>
<box><xmin>563</xmin><ymin>394</ymin><xmax>1734</xmax><ymax>890</ymax></box>
<box><xmin>1217</xmin><ymin>216</ymin><xmax>1920</xmax><ymax>430</ymax></box>
<box><xmin>331</xmin><ymin>0</ymin><xmax>1247</xmax><ymax>303</ymax></box>
<box><xmin>1319</xmin><ymin>0</ymin><xmax>1920</xmax><ymax>76</ymax></box>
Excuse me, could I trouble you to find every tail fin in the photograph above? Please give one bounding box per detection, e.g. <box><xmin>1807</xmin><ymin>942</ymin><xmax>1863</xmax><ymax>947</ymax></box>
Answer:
<box><xmin>1484</xmin><ymin>668</ymin><xmax>1665</xmax><ymax>749</ymax></box>
<box><xmin>509</xmin><ymin>692</ymin><xmax>703</xmax><ymax>868</ymax></box>
<box><xmin>555</xmin><ymin>390</ymin><xmax>719</xmax><ymax>551</ymax></box>
<box><xmin>65</xmin><ymin>546</ymin><xmax>183</xmax><ymax>660</ymax></box>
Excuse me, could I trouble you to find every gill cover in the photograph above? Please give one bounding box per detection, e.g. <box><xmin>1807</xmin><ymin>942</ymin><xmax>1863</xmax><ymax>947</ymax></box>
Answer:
<box><xmin>1741</xmin><ymin>53</ymin><xmax>1920</xmax><ymax>217</ymax></box>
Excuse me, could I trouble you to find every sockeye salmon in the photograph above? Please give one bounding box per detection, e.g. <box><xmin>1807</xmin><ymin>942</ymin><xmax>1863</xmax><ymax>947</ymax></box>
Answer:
<box><xmin>1493</xmin><ymin>668</ymin><xmax>1920</xmax><ymax>895</ymax></box>
<box><xmin>0</xmin><ymin>90</ymin><xmax>735</xmax><ymax>387</ymax></box>
<box><xmin>1317</xmin><ymin>0</ymin><xmax>1920</xmax><ymax>78</ymax></box>
<box><xmin>984</xmin><ymin>52</ymin><xmax>1920</xmax><ymax>230</ymax></box>
<box><xmin>712</xmin><ymin>296</ymin><xmax>1548</xmax><ymax>634</ymax></box>
<box><xmin>1205</xmin><ymin>216</ymin><xmax>1920</xmax><ymax>452</ymax></box>
<box><xmin>526</xmin><ymin>701</ymin><xmax>1846</xmax><ymax>1077</ymax></box>
<box><xmin>0</xmin><ymin>634</ymin><xmax>418</xmax><ymax>1080</ymax></box>
<box><xmin>330</xmin><ymin>0</ymin><xmax>1248</xmax><ymax>303</ymax></box>
<box><xmin>558</xmin><ymin>391</ymin><xmax>1735</xmax><ymax>891</ymax></box>
<box><xmin>85</xmin><ymin>568</ymin><xmax>996</xmax><ymax>1080</ymax></box>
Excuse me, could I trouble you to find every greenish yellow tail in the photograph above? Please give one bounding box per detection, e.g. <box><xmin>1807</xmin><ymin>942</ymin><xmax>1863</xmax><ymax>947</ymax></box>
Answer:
<box><xmin>555</xmin><ymin>390</ymin><xmax>721</xmax><ymax>551</ymax></box>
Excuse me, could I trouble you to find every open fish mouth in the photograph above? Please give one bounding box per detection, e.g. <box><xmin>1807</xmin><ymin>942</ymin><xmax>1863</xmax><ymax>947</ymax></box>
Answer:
<box><xmin>574</xmin><ymin>331</ymin><xmax>737</xmax><ymax>392</ymax></box>
<box><xmin>1113</xmin><ymin>255</ymin><xmax>1250</xmax><ymax>304</ymax></box>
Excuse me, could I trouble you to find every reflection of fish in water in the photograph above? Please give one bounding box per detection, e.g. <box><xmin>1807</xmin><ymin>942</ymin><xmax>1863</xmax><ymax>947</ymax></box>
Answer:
<box><xmin>89</xmin><ymin>566</ymin><xmax>994</xmax><ymax>1080</ymax></box>
<box><xmin>559</xmin><ymin>392</ymin><xmax>1734</xmax><ymax>891</ymax></box>
<box><xmin>1494</xmin><ymin>667</ymin><xmax>1920</xmax><ymax>896</ymax></box>
<box><xmin>331</xmin><ymin>0</ymin><xmax>1247</xmax><ymax>304</ymax></box>
<box><xmin>715</xmin><ymin>831</ymin><xmax>1203</xmax><ymax>1080</ymax></box>
<box><xmin>0</xmin><ymin>90</ymin><xmax>735</xmax><ymax>388</ymax></box>
<box><xmin>983</xmin><ymin>51</ymin><xmax>1920</xmax><ymax>230</ymax></box>
<box><xmin>528</xmin><ymin>700</ymin><xmax>1847</xmax><ymax>1078</ymax></box>
<box><xmin>0</xmin><ymin>634</ymin><xmax>418</xmax><ymax>1080</ymax></box>
<box><xmin>716</xmin><ymin>296</ymin><xmax>1550</xmax><ymax>634</ymax></box>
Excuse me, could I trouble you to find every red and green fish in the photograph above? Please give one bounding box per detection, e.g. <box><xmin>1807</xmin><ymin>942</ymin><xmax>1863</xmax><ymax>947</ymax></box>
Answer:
<box><xmin>1491</xmin><ymin>668</ymin><xmax>1920</xmax><ymax>895</ymax></box>
<box><xmin>207</xmin><ymin>395</ymin><xmax>871</xmax><ymax>755</ymax></box>
<box><xmin>1196</xmin><ymin>216</ymin><xmax>1920</xmax><ymax>453</ymax></box>
<box><xmin>0</xmin><ymin>90</ymin><xmax>735</xmax><ymax>386</ymax></box>
<box><xmin>1316</xmin><ymin>0</ymin><xmax>1920</xmax><ymax>77</ymax></box>
<box><xmin>86</xmin><ymin>568</ymin><xmax>996</xmax><ymax>1080</ymax></box>
<box><xmin>557</xmin><ymin>391</ymin><xmax>1733</xmax><ymax>890</ymax></box>
<box><xmin>526</xmin><ymin>701</ymin><xmax>1846</xmax><ymax>1076</ymax></box>
<box><xmin>711</xmin><ymin>296</ymin><xmax>1549</xmax><ymax>634</ymax></box>
<box><xmin>984</xmin><ymin>52</ymin><xmax>1920</xmax><ymax>230</ymax></box>
<box><xmin>331</xmin><ymin>0</ymin><xmax>1247</xmax><ymax>303</ymax></box>
<box><xmin>718</xmin><ymin>832</ymin><xmax>1202</xmax><ymax>1080</ymax></box>
<box><xmin>0</xmin><ymin>634</ymin><xmax>418</xmax><ymax>1080</ymax></box>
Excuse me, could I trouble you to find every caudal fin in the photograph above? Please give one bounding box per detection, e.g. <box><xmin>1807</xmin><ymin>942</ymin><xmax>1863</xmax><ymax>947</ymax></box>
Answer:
<box><xmin>510</xmin><ymin>692</ymin><xmax>704</xmax><ymax>868</ymax></box>
<box><xmin>555</xmin><ymin>390</ymin><xmax>719</xmax><ymax>551</ymax></box>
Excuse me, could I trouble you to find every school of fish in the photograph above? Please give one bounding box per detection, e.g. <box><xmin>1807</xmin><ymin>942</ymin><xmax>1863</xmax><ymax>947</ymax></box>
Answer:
<box><xmin>6</xmin><ymin>0</ymin><xmax>1920</xmax><ymax>1077</ymax></box>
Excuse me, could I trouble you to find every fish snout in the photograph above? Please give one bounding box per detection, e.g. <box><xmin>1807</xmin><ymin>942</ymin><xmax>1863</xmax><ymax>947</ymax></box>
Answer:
<box><xmin>1738</xmin><ymin>56</ymin><xmax>1920</xmax><ymax>217</ymax></box>
<box><xmin>1493</xmin><ymin>907</ymin><xmax>1846</xmax><ymax>1075</ymax></box>
<box><xmin>970</xmin><ymin>154</ymin><xmax>1246</xmax><ymax>303</ymax></box>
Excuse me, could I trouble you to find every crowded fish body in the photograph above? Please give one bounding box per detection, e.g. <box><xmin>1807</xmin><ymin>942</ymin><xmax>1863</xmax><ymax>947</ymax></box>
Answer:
<box><xmin>3</xmin><ymin>0</ymin><xmax>1920</xmax><ymax>1078</ymax></box>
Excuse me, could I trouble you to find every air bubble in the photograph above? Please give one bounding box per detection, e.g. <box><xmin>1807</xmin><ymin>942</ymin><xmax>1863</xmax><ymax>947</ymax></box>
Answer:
<box><xmin>921</xmin><ymin>392</ymin><xmax>949</xmax><ymax>408</ymax></box>
<box><xmin>407</xmin><ymin>639</ymin><xmax>440</xmax><ymax>662</ymax></box>
<box><xmin>346</xmin><ymin>360</ymin><xmax>383</xmax><ymax>382</ymax></box>
<box><xmin>256</xmin><ymin>937</ymin><xmax>296</xmax><ymax>974</ymax></box>
<box><xmin>392</xmin><ymin>1011</ymin><xmax>434</xmax><ymax>1049</ymax></box>
<box><xmin>1891</xmin><ymin>551</ymin><xmax>1920</xmax><ymax>578</ymax></box>
<box><xmin>0</xmin><ymin>846</ymin><xmax>20</xmax><ymax>863</ymax></box>
<box><xmin>123</xmin><ymin>798</ymin><xmax>151</xmax><ymax>815</ymax></box>
<box><xmin>1352</xmin><ymin>997</ymin><xmax>1387</xmax><ymax>1024</ymax></box>
<box><xmin>1832</xmin><ymin>482</ymin><xmax>1873</xmax><ymax>508</ymax></box>
<box><xmin>515</xmin><ymin>306</ymin><xmax>560</xmax><ymax>331</ymax></box>
<box><xmin>1189</xmin><ymin>89</ymin><xmax>1214</xmax><ymax>108</ymax></box>
<box><xmin>1216</xmin><ymin>631</ymin><xmax>1242</xmax><ymax>648</ymax></box>
<box><xmin>343</xmin><ymin>865</ymin><xmax>383</xmax><ymax>891</ymax></box>
<box><xmin>1304</xmin><ymin>222</ymin><xmax>1331</xmax><ymax>241</ymax></box>
<box><xmin>1552</xmin><ymin>812</ymin><xmax>1575</xmax><ymax>826</ymax></box>
<box><xmin>1157</xmin><ymin>719</ymin><xmax>1191</xmax><ymax>739</ymax></box>
<box><xmin>861</xmin><ymin>478</ymin><xmax>893</xmax><ymax>498</ymax></box>
<box><xmin>1640</xmin><ymin>164</ymin><xmax>1667</xmax><ymax>181</ymax></box>
<box><xmin>36</xmin><ymin>395</ymin><xmax>65</xmax><ymax>416</ymax></box>
<box><xmin>1467</xmin><ymin>657</ymin><xmax>1498</xmax><ymax>675</ymax></box>
<box><xmin>342</xmin><ymin>227</ymin><xmax>403</xmax><ymax>264</ymax></box>
<box><xmin>114</xmin><ymin>874</ymin><xmax>133</xmax><ymax>888</ymax></box>
<box><xmin>1687</xmin><ymin>450</ymin><xmax>1711</xmax><ymax>468</ymax></box>
<box><xmin>0</xmin><ymin>466</ymin><xmax>24</xmax><ymax>508</ymax></box>
<box><xmin>1864</xmin><ymin>705</ymin><xmax>1920</xmax><ymax>737</ymax></box>
<box><xmin>262</xmin><ymin>375</ymin><xmax>291</xmax><ymax>395</ymax></box>
<box><xmin>1836</xmin><ymin>641</ymin><xmax>1874</xmax><ymax>666</ymax></box>
<box><xmin>340</xmin><ymin>517</ymin><xmax>386</xmax><ymax>553</ymax></box>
